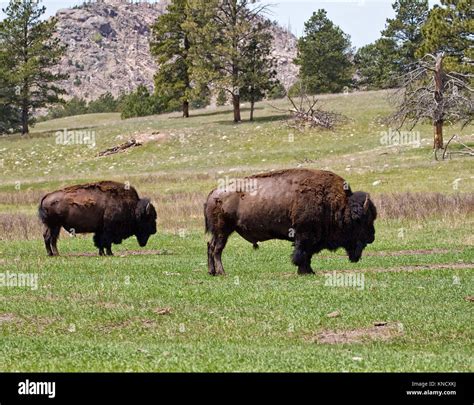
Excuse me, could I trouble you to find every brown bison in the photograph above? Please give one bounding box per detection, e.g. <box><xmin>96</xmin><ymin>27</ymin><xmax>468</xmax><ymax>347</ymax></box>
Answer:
<box><xmin>204</xmin><ymin>169</ymin><xmax>377</xmax><ymax>275</ymax></box>
<box><xmin>39</xmin><ymin>181</ymin><xmax>157</xmax><ymax>256</ymax></box>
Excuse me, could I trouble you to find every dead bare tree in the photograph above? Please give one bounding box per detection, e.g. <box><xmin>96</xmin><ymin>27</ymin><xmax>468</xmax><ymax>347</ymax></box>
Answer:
<box><xmin>388</xmin><ymin>53</ymin><xmax>473</xmax><ymax>158</ymax></box>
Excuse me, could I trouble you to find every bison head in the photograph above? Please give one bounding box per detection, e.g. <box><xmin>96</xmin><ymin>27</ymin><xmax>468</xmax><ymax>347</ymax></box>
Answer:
<box><xmin>345</xmin><ymin>192</ymin><xmax>377</xmax><ymax>263</ymax></box>
<box><xmin>135</xmin><ymin>198</ymin><xmax>157</xmax><ymax>247</ymax></box>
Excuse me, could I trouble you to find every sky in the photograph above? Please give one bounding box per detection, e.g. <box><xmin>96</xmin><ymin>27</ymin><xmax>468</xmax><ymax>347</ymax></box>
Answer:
<box><xmin>0</xmin><ymin>0</ymin><xmax>440</xmax><ymax>49</ymax></box>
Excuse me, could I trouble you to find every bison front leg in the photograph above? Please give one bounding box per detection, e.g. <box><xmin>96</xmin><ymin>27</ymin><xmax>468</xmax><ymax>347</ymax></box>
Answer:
<box><xmin>292</xmin><ymin>239</ymin><xmax>315</xmax><ymax>275</ymax></box>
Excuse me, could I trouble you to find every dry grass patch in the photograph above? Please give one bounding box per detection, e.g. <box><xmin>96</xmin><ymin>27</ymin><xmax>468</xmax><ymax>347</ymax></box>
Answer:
<box><xmin>0</xmin><ymin>213</ymin><xmax>40</xmax><ymax>240</ymax></box>
<box><xmin>374</xmin><ymin>192</ymin><xmax>474</xmax><ymax>220</ymax></box>
<box><xmin>311</xmin><ymin>322</ymin><xmax>403</xmax><ymax>344</ymax></box>
<box><xmin>322</xmin><ymin>262</ymin><xmax>473</xmax><ymax>275</ymax></box>
<box><xmin>0</xmin><ymin>313</ymin><xmax>21</xmax><ymax>324</ymax></box>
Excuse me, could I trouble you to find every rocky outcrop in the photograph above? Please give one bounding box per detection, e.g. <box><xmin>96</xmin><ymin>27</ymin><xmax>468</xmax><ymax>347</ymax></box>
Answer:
<box><xmin>53</xmin><ymin>0</ymin><xmax>298</xmax><ymax>101</ymax></box>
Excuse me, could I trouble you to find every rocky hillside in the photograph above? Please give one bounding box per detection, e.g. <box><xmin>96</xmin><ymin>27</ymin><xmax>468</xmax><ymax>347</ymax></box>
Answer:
<box><xmin>53</xmin><ymin>0</ymin><xmax>299</xmax><ymax>101</ymax></box>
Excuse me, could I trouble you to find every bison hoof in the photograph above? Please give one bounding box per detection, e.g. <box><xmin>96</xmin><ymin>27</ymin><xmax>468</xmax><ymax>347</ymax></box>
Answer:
<box><xmin>297</xmin><ymin>268</ymin><xmax>315</xmax><ymax>275</ymax></box>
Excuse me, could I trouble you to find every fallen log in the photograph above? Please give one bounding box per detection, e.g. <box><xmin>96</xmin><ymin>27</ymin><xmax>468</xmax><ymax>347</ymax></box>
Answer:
<box><xmin>98</xmin><ymin>139</ymin><xmax>142</xmax><ymax>157</ymax></box>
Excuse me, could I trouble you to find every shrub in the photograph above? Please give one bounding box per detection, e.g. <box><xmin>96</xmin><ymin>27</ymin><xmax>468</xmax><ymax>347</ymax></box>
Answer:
<box><xmin>120</xmin><ymin>85</ymin><xmax>165</xmax><ymax>119</ymax></box>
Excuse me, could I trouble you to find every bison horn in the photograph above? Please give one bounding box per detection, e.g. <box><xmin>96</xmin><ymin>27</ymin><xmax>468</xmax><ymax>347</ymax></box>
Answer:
<box><xmin>146</xmin><ymin>202</ymin><xmax>151</xmax><ymax>214</ymax></box>
<box><xmin>363</xmin><ymin>194</ymin><xmax>370</xmax><ymax>213</ymax></box>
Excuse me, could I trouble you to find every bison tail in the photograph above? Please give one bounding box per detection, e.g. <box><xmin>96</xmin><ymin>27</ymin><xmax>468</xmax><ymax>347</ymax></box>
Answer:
<box><xmin>204</xmin><ymin>202</ymin><xmax>210</xmax><ymax>234</ymax></box>
<box><xmin>38</xmin><ymin>195</ymin><xmax>48</xmax><ymax>224</ymax></box>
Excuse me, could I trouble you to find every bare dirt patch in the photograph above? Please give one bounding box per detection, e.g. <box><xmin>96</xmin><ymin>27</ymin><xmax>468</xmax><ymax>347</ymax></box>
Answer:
<box><xmin>367</xmin><ymin>248</ymin><xmax>461</xmax><ymax>257</ymax></box>
<box><xmin>97</xmin><ymin>317</ymin><xmax>158</xmax><ymax>333</ymax></box>
<box><xmin>153</xmin><ymin>307</ymin><xmax>172</xmax><ymax>315</ymax></box>
<box><xmin>0</xmin><ymin>313</ymin><xmax>58</xmax><ymax>333</ymax></box>
<box><xmin>96</xmin><ymin>302</ymin><xmax>135</xmax><ymax>310</ymax></box>
<box><xmin>311</xmin><ymin>322</ymin><xmax>403</xmax><ymax>344</ymax></box>
<box><xmin>65</xmin><ymin>249</ymin><xmax>172</xmax><ymax>257</ymax></box>
<box><xmin>322</xmin><ymin>262</ymin><xmax>473</xmax><ymax>274</ymax></box>
<box><xmin>319</xmin><ymin>248</ymin><xmax>461</xmax><ymax>259</ymax></box>
<box><xmin>0</xmin><ymin>313</ymin><xmax>21</xmax><ymax>324</ymax></box>
<box><xmin>133</xmin><ymin>132</ymin><xmax>168</xmax><ymax>144</ymax></box>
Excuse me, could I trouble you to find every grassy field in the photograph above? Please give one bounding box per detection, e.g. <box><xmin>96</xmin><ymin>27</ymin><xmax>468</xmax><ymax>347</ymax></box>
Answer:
<box><xmin>0</xmin><ymin>90</ymin><xmax>473</xmax><ymax>371</ymax></box>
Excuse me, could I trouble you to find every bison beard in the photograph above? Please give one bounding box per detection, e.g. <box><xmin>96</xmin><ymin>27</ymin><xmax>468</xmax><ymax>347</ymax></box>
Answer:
<box><xmin>204</xmin><ymin>169</ymin><xmax>377</xmax><ymax>276</ymax></box>
<box><xmin>38</xmin><ymin>181</ymin><xmax>157</xmax><ymax>256</ymax></box>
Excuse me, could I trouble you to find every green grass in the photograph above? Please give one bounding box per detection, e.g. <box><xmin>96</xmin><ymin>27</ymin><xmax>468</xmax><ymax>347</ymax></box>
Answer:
<box><xmin>0</xmin><ymin>223</ymin><xmax>472</xmax><ymax>372</ymax></box>
<box><xmin>0</xmin><ymin>90</ymin><xmax>473</xmax><ymax>371</ymax></box>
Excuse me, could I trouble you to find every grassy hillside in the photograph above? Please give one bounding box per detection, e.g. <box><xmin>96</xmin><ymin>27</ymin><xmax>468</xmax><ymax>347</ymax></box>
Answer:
<box><xmin>0</xmin><ymin>90</ymin><xmax>473</xmax><ymax>371</ymax></box>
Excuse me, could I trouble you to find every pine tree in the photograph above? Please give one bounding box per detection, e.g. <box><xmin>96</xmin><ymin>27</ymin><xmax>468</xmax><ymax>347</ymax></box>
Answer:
<box><xmin>354</xmin><ymin>38</ymin><xmax>399</xmax><ymax>89</ymax></box>
<box><xmin>0</xmin><ymin>0</ymin><xmax>67</xmax><ymax>134</ymax></box>
<box><xmin>120</xmin><ymin>85</ymin><xmax>165</xmax><ymax>120</ymax></box>
<box><xmin>186</xmin><ymin>0</ymin><xmax>272</xmax><ymax>122</ymax></box>
<box><xmin>295</xmin><ymin>9</ymin><xmax>353</xmax><ymax>94</ymax></box>
<box><xmin>417</xmin><ymin>0</ymin><xmax>473</xmax><ymax>74</ymax></box>
<box><xmin>381</xmin><ymin>0</ymin><xmax>429</xmax><ymax>71</ymax></box>
<box><xmin>0</xmin><ymin>48</ymin><xmax>21</xmax><ymax>133</ymax></box>
<box><xmin>150</xmin><ymin>0</ymin><xmax>192</xmax><ymax>118</ymax></box>
<box><xmin>240</xmin><ymin>21</ymin><xmax>277</xmax><ymax>121</ymax></box>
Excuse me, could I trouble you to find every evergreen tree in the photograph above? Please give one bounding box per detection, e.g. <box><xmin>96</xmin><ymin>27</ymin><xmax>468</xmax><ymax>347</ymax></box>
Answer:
<box><xmin>0</xmin><ymin>50</ymin><xmax>21</xmax><ymax>133</ymax></box>
<box><xmin>295</xmin><ymin>9</ymin><xmax>353</xmax><ymax>94</ymax></box>
<box><xmin>150</xmin><ymin>0</ymin><xmax>192</xmax><ymax>118</ymax></box>
<box><xmin>417</xmin><ymin>0</ymin><xmax>473</xmax><ymax>74</ymax></box>
<box><xmin>186</xmin><ymin>0</ymin><xmax>272</xmax><ymax>122</ymax></box>
<box><xmin>120</xmin><ymin>85</ymin><xmax>165</xmax><ymax>120</ymax></box>
<box><xmin>240</xmin><ymin>24</ymin><xmax>277</xmax><ymax>121</ymax></box>
<box><xmin>0</xmin><ymin>0</ymin><xmax>67</xmax><ymax>134</ymax></box>
<box><xmin>88</xmin><ymin>92</ymin><xmax>119</xmax><ymax>113</ymax></box>
<box><xmin>381</xmin><ymin>0</ymin><xmax>429</xmax><ymax>71</ymax></box>
<box><xmin>354</xmin><ymin>38</ymin><xmax>399</xmax><ymax>89</ymax></box>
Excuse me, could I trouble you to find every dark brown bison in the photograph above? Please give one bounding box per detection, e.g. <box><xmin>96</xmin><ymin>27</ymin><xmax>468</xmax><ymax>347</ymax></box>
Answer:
<box><xmin>204</xmin><ymin>169</ymin><xmax>377</xmax><ymax>275</ymax></box>
<box><xmin>39</xmin><ymin>181</ymin><xmax>157</xmax><ymax>256</ymax></box>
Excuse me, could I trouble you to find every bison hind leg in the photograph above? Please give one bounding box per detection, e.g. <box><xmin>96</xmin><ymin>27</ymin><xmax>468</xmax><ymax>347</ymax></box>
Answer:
<box><xmin>207</xmin><ymin>241</ymin><xmax>216</xmax><ymax>276</ymax></box>
<box><xmin>43</xmin><ymin>226</ymin><xmax>53</xmax><ymax>256</ymax></box>
<box><xmin>93</xmin><ymin>233</ymin><xmax>105</xmax><ymax>256</ymax></box>
<box><xmin>43</xmin><ymin>225</ymin><xmax>60</xmax><ymax>256</ymax></box>
<box><xmin>207</xmin><ymin>231</ymin><xmax>232</xmax><ymax>276</ymax></box>
<box><xmin>50</xmin><ymin>226</ymin><xmax>60</xmax><ymax>256</ymax></box>
<box><xmin>213</xmin><ymin>233</ymin><xmax>230</xmax><ymax>276</ymax></box>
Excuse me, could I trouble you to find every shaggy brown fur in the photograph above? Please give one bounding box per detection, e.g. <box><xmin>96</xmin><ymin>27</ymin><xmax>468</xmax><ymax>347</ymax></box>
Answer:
<box><xmin>39</xmin><ymin>181</ymin><xmax>157</xmax><ymax>256</ymax></box>
<box><xmin>204</xmin><ymin>169</ymin><xmax>377</xmax><ymax>275</ymax></box>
